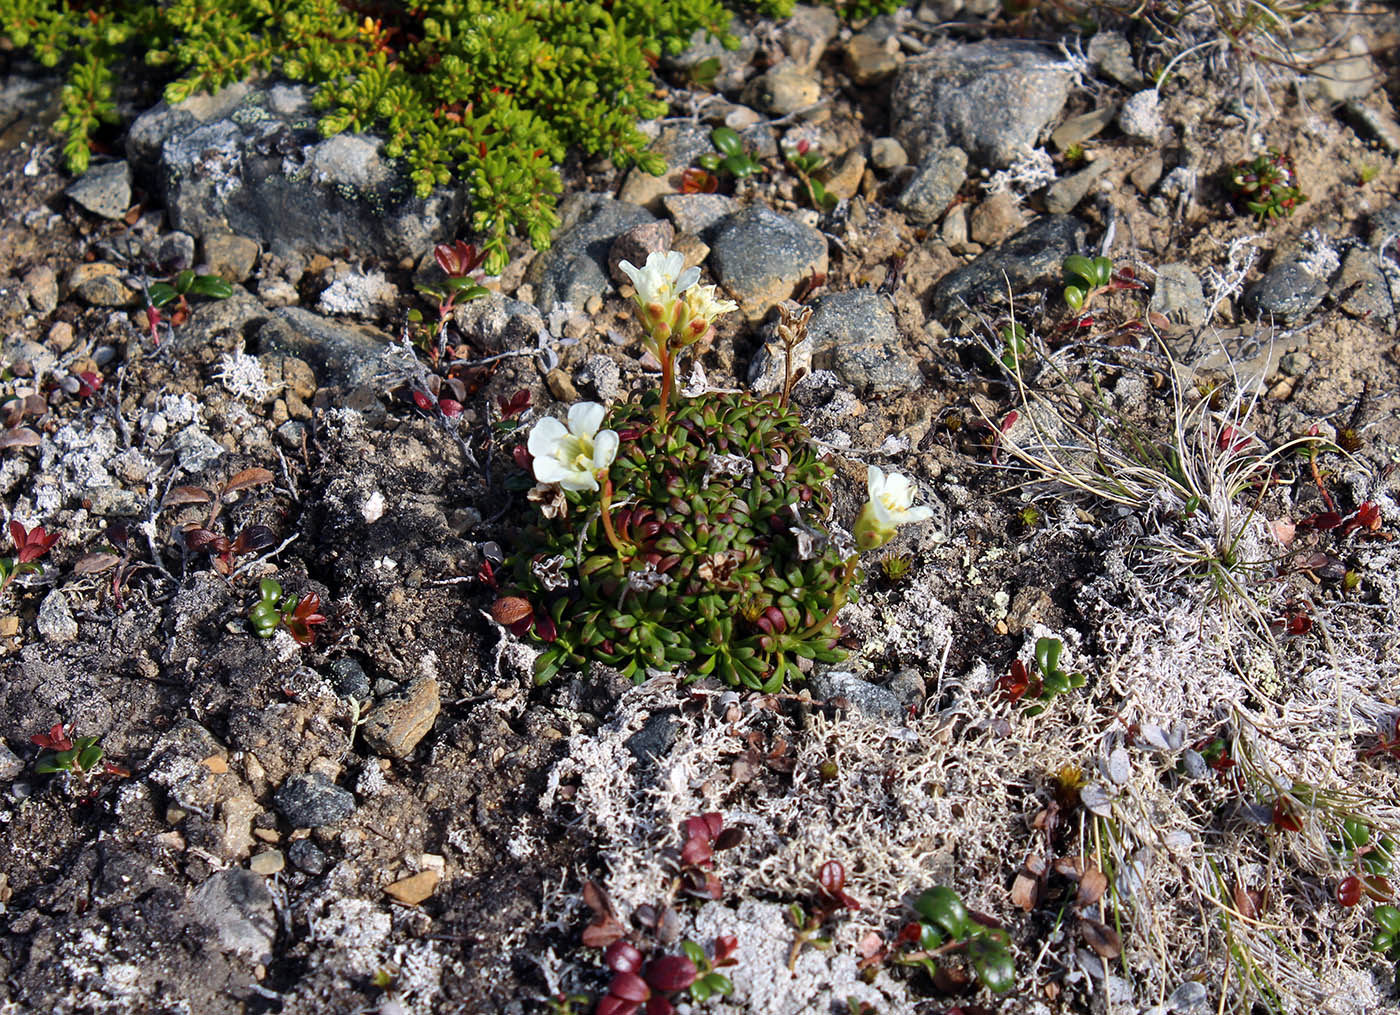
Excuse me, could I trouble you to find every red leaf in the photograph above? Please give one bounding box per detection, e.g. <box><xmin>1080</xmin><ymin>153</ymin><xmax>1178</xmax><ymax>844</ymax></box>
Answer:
<box><xmin>997</xmin><ymin>659</ymin><xmax>1030</xmax><ymax>702</ymax></box>
<box><xmin>713</xmin><ymin>934</ymin><xmax>738</xmax><ymax>963</ymax></box>
<box><xmin>31</xmin><ymin>723</ymin><xmax>72</xmax><ymax>751</ymax></box>
<box><xmin>1337</xmin><ymin>876</ymin><xmax>1362</xmax><ymax>907</ymax></box>
<box><xmin>610</xmin><ymin>972</ymin><xmax>651</xmax><ymax>1003</ymax></box>
<box><xmin>438</xmin><ymin>398</ymin><xmax>463</xmax><ymax>418</ymax></box>
<box><xmin>595</xmin><ymin>995</ymin><xmax>639</xmax><ymax>1015</ymax></box>
<box><xmin>533</xmin><ymin>611</ymin><xmax>558</xmax><ymax>643</ymax></box>
<box><xmin>644</xmin><ymin>997</ymin><xmax>675</xmax><ymax>1015</ymax></box>
<box><xmin>818</xmin><ymin>859</ymin><xmax>846</xmax><ymax>893</ymax></box>
<box><xmin>644</xmin><ymin>955</ymin><xmax>698</xmax><ymax>992</ymax></box>
<box><xmin>412</xmin><ymin>390</ymin><xmax>434</xmax><ymax>411</ymax></box>
<box><xmin>1271</xmin><ymin>798</ymin><xmax>1303</xmax><ymax>833</ymax></box>
<box><xmin>681</xmin><ymin>836</ymin><xmax>713</xmax><ymax>867</ymax></box>
<box><xmin>605</xmin><ymin>941</ymin><xmax>644</xmax><ymax>974</ymax></box>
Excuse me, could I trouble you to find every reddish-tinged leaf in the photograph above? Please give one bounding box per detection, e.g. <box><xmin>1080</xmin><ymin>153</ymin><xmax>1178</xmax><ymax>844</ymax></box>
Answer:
<box><xmin>997</xmin><ymin>659</ymin><xmax>1030</xmax><ymax>702</ymax></box>
<box><xmin>1298</xmin><ymin>511</ymin><xmax>1342</xmax><ymax>532</ymax></box>
<box><xmin>583</xmin><ymin>920</ymin><xmax>625</xmax><ymax>949</ymax></box>
<box><xmin>681</xmin><ymin>836</ymin><xmax>713</xmax><ymax>867</ymax></box>
<box><xmin>1233</xmin><ymin>883</ymin><xmax>1263</xmax><ymax>919</ymax></box>
<box><xmin>644</xmin><ymin>996</ymin><xmax>674</xmax><ymax>1015</ymax></box>
<box><xmin>700</xmin><ymin>812</ymin><xmax>723</xmax><ymax>839</ymax></box>
<box><xmin>714</xmin><ymin>826</ymin><xmax>745</xmax><ymax>850</ymax></box>
<box><xmin>73</xmin><ymin>552</ymin><xmax>121</xmax><ymax>575</ymax></box>
<box><xmin>163</xmin><ymin>486</ymin><xmax>214</xmax><ymax>507</ymax></box>
<box><xmin>412</xmin><ymin>390</ymin><xmax>434</xmax><ymax>411</ymax></box>
<box><xmin>1362</xmin><ymin>875</ymin><xmax>1392</xmax><ymax>901</ymax></box>
<box><xmin>223</xmin><ymin>467</ymin><xmax>275</xmax><ymax>495</ymax></box>
<box><xmin>713</xmin><ymin>935</ymin><xmax>738</xmax><ymax>963</ymax></box>
<box><xmin>32</xmin><ymin>723</ymin><xmax>72</xmax><ymax>751</ymax></box>
<box><xmin>1079</xmin><ymin>917</ymin><xmax>1122</xmax><ymax>958</ymax></box>
<box><xmin>609</xmin><ymin>972</ymin><xmax>651</xmax><ymax>1003</ymax></box>
<box><xmin>1337</xmin><ymin>876</ymin><xmax>1363</xmax><ymax>907</ymax></box>
<box><xmin>512</xmin><ymin>444</ymin><xmax>533</xmax><ymax>472</ymax></box>
<box><xmin>438</xmin><ymin>398</ymin><xmax>463</xmax><ymax>418</ymax></box>
<box><xmin>231</xmin><ymin>525</ymin><xmax>278</xmax><ymax>555</ymax></box>
<box><xmin>0</xmin><ymin>427</ymin><xmax>41</xmax><ymax>449</ymax></box>
<box><xmin>491</xmin><ymin>597</ymin><xmax>533</xmax><ymax>626</ymax></box>
<box><xmin>292</xmin><ymin>593</ymin><xmax>325</xmax><ymax>623</ymax></box>
<box><xmin>533</xmin><ymin>611</ymin><xmax>558</xmax><ymax>642</ymax></box>
<box><xmin>605</xmin><ymin>941</ymin><xmax>644</xmax><ymax>974</ymax></box>
<box><xmin>818</xmin><ymin>859</ymin><xmax>846</xmax><ymax>892</ymax></box>
<box><xmin>1077</xmin><ymin>865</ymin><xmax>1108</xmax><ymax>908</ymax></box>
<box><xmin>498</xmin><ymin>389</ymin><xmax>531</xmax><ymax>418</ymax></box>
<box><xmin>595</xmin><ymin>995</ymin><xmax>639</xmax><ymax>1015</ymax></box>
<box><xmin>182</xmin><ymin>527</ymin><xmax>225</xmax><ymax>552</ymax></box>
<box><xmin>15</xmin><ymin>525</ymin><xmax>59</xmax><ymax>563</ymax></box>
<box><xmin>1011</xmin><ymin>871</ymin><xmax>1039</xmax><ymax>911</ymax></box>
<box><xmin>1272</xmin><ymin>798</ymin><xmax>1303</xmax><ymax>833</ymax></box>
<box><xmin>644</xmin><ymin>955</ymin><xmax>698</xmax><ymax>992</ymax></box>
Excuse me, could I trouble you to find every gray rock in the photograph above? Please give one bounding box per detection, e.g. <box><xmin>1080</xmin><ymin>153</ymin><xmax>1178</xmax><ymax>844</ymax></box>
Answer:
<box><xmin>870</xmin><ymin>137</ymin><xmax>908</xmax><ymax>171</ymax></box>
<box><xmin>1368</xmin><ymin>203</ymin><xmax>1400</xmax><ymax>251</ymax></box>
<box><xmin>273</xmin><ymin>772</ymin><xmax>355</xmax><ymax>827</ymax></box>
<box><xmin>201</xmin><ymin>233</ymin><xmax>260</xmax><ymax>282</ymax></box>
<box><xmin>886</xmin><ymin>669</ymin><xmax>926</xmax><ymax>710</ymax></box>
<box><xmin>525</xmin><ymin>194</ymin><xmax>656</xmax><ymax>310</ymax></box>
<box><xmin>155</xmin><ymin>231</ymin><xmax>197</xmax><ymax>273</ymax></box>
<box><xmin>661</xmin><ymin>193</ymin><xmax>737</xmax><ymax>236</ymax></box>
<box><xmin>930</xmin><ymin>215</ymin><xmax>1089</xmax><ymax>318</ymax></box>
<box><xmin>130</xmin><ymin>84</ymin><xmax>464</xmax><ymax>259</ymax></box>
<box><xmin>1044</xmin><ymin>160</ymin><xmax>1108</xmax><ymax>215</ymax></box>
<box><xmin>742</xmin><ymin>65</ymin><xmax>821</xmax><ymax>116</ymax></box>
<box><xmin>249</xmin><ymin>849</ymin><xmax>285</xmax><ymax>875</ymax></box>
<box><xmin>1118</xmin><ymin>89</ymin><xmax>1165</xmax><ymax>141</ymax></box>
<box><xmin>65</xmin><ymin>161</ymin><xmax>132</xmax><ymax>220</ymax></box>
<box><xmin>661</xmin><ymin>27</ymin><xmax>758</xmax><ymax>94</ymax></box>
<box><xmin>808</xmin><ymin>670</ymin><xmax>904</xmax><ymax>720</ymax></box>
<box><xmin>892</xmin><ymin>41</ymin><xmax>1074</xmax><ymax>167</ymax></box>
<box><xmin>625</xmin><ymin>713</ymin><xmax>678</xmax><ymax>767</ymax></box>
<box><xmin>1180</xmin><ymin>750</ymin><xmax>1207</xmax><ymax>780</ymax></box>
<box><xmin>67</xmin><ymin>263</ymin><xmax>136</xmax><ymax>307</ymax></box>
<box><xmin>1313</xmin><ymin>35</ymin><xmax>1378</xmax><ymax>102</ymax></box>
<box><xmin>1336</xmin><ymin>246</ymin><xmax>1396</xmax><ymax>330</ymax></box>
<box><xmin>169</xmin><ymin>285</ymin><xmax>269</xmax><ymax>353</ymax></box>
<box><xmin>287</xmin><ymin>838</ymin><xmax>328</xmax><ymax>875</ymax></box>
<box><xmin>577</xmin><ymin>354</ymin><xmax>622</xmax><ymax>402</ymax></box>
<box><xmin>360</xmin><ymin>676</ymin><xmax>440</xmax><ymax>758</ymax></box>
<box><xmin>781</xmin><ymin>4</ymin><xmax>840</xmax><ymax>74</ymax></box>
<box><xmin>609</xmin><ymin>220</ymin><xmax>676</xmax><ymax>286</ymax></box>
<box><xmin>257</xmin><ymin>308</ymin><xmax>389</xmax><ymax>390</ymax></box>
<box><xmin>3</xmin><ymin>337</ymin><xmax>57</xmax><ymax>379</ymax></box>
<box><xmin>1344</xmin><ymin>100</ymin><xmax>1400</xmax><ymax>155</ymax></box>
<box><xmin>449</xmin><ymin>292</ymin><xmax>545</xmax><ymax>352</ymax></box>
<box><xmin>36</xmin><ymin>591</ymin><xmax>78</xmax><ymax>644</ymax></box>
<box><xmin>21</xmin><ymin>265</ymin><xmax>59</xmax><ymax>315</ymax></box>
<box><xmin>189</xmin><ymin>869</ymin><xmax>276</xmax><ymax>962</ymax></box>
<box><xmin>896</xmin><ymin>147</ymin><xmax>968</xmax><ymax>225</ymax></box>
<box><xmin>329</xmin><ymin>657</ymin><xmax>371</xmax><ymax>700</ymax></box>
<box><xmin>708</xmin><ymin>205</ymin><xmax>828</xmax><ymax>321</ymax></box>
<box><xmin>1087</xmin><ymin>31</ymin><xmax>1144</xmax><ymax>88</ymax></box>
<box><xmin>618</xmin><ymin>124</ymin><xmax>716</xmax><ymax>212</ymax></box>
<box><xmin>0</xmin><ymin>740</ymin><xmax>22</xmax><ymax>781</ymax></box>
<box><xmin>968</xmin><ymin>192</ymin><xmax>1026</xmax><ymax>246</ymax></box>
<box><xmin>845</xmin><ymin>32</ymin><xmax>899</xmax><ymax>86</ymax></box>
<box><xmin>1151</xmin><ymin>263</ymin><xmax>1209</xmax><ymax>327</ymax></box>
<box><xmin>1244</xmin><ymin>256</ymin><xmax>1330</xmax><ymax>321</ymax></box>
<box><xmin>808</xmin><ymin>288</ymin><xmax>922</xmax><ymax>395</ymax></box>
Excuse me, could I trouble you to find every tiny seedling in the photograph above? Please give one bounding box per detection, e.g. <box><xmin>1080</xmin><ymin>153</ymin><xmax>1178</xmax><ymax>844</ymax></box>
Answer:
<box><xmin>0</xmin><ymin>520</ymin><xmax>59</xmax><ymax>603</ymax></box>
<box><xmin>698</xmin><ymin>127</ymin><xmax>763</xmax><ymax>180</ymax></box>
<box><xmin>31</xmin><ymin>723</ymin><xmax>128</xmax><ymax>781</ymax></box>
<box><xmin>782</xmin><ymin>139</ymin><xmax>837</xmax><ymax>212</ymax></box>
<box><xmin>889</xmin><ymin>885</ymin><xmax>1016</xmax><ymax>993</ymax></box>
<box><xmin>163</xmin><ymin>467</ymin><xmax>277</xmax><ymax>576</ymax></box>
<box><xmin>249</xmin><ymin>578</ymin><xmax>327</xmax><ymax>645</ymax></box>
<box><xmin>787</xmin><ymin>859</ymin><xmax>862</xmax><ymax>970</ymax></box>
<box><xmin>1225</xmin><ymin>149</ymin><xmax>1307</xmax><ymax>222</ymax></box>
<box><xmin>996</xmin><ymin>637</ymin><xmax>1087</xmax><ymax>716</ymax></box>
<box><xmin>997</xmin><ymin>322</ymin><xmax>1030</xmax><ymax>373</ymax></box>
<box><xmin>143</xmin><ymin>269</ymin><xmax>234</xmax><ymax>342</ymax></box>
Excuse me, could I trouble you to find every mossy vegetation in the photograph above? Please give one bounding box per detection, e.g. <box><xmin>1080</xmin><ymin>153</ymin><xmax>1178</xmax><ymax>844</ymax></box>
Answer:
<box><xmin>1</xmin><ymin>0</ymin><xmax>902</xmax><ymax>271</ymax></box>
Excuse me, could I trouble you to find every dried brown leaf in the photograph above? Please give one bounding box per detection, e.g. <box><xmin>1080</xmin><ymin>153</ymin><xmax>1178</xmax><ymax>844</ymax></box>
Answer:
<box><xmin>163</xmin><ymin>485</ymin><xmax>213</xmax><ymax>507</ymax></box>
<box><xmin>0</xmin><ymin>427</ymin><xmax>41</xmax><ymax>449</ymax></box>
<box><xmin>222</xmin><ymin>467</ymin><xmax>275</xmax><ymax>495</ymax></box>
<box><xmin>1011</xmin><ymin>872</ymin><xmax>1040</xmax><ymax>912</ymax></box>
<box><xmin>73</xmin><ymin>552</ymin><xmax>121</xmax><ymax>575</ymax></box>
<box><xmin>1077</xmin><ymin>866</ymin><xmax>1108</xmax><ymax>909</ymax></box>
<box><xmin>1079</xmin><ymin>917</ymin><xmax>1122</xmax><ymax>959</ymax></box>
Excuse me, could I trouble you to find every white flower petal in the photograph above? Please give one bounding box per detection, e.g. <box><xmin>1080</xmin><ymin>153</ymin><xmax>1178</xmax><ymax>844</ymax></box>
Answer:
<box><xmin>898</xmin><ymin>505</ymin><xmax>935</xmax><ymax>523</ymax></box>
<box><xmin>676</xmin><ymin>265</ymin><xmax>701</xmax><ymax>294</ymax></box>
<box><xmin>618</xmin><ymin>259</ymin><xmax>641</xmax><ymax>287</ymax></box>
<box><xmin>532</xmin><ymin>455</ymin><xmax>572</xmax><ymax>486</ymax></box>
<box><xmin>567</xmin><ymin>401</ymin><xmax>606</xmax><ymax>438</ymax></box>
<box><xmin>882</xmin><ymin>472</ymin><xmax>915</xmax><ymax>509</ymax></box>
<box><xmin>559</xmin><ymin>470</ymin><xmax>600</xmax><ymax>493</ymax></box>
<box><xmin>866</xmin><ymin>465</ymin><xmax>887</xmax><ymax>501</ymax></box>
<box><xmin>527</xmin><ymin>416</ymin><xmax>567</xmax><ymax>458</ymax></box>
<box><xmin>592</xmin><ymin>429</ymin><xmax>619</xmax><ymax>470</ymax></box>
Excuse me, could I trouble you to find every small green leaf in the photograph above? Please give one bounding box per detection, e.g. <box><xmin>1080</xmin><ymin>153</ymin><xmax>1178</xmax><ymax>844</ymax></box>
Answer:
<box><xmin>913</xmin><ymin>886</ymin><xmax>970</xmax><ymax>939</ymax></box>
<box><xmin>1064</xmin><ymin>286</ymin><xmax>1085</xmax><ymax>312</ymax></box>
<box><xmin>188</xmin><ymin>275</ymin><xmax>234</xmax><ymax>299</ymax></box>
<box><xmin>711</xmin><ymin>126</ymin><xmax>742</xmax><ymax>157</ymax></box>
<box><xmin>968</xmin><ymin>936</ymin><xmax>1015</xmax><ymax>993</ymax></box>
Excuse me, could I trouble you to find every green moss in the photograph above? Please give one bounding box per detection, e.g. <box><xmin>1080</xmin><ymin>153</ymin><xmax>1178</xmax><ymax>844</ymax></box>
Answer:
<box><xmin>3</xmin><ymin>0</ymin><xmax>897</xmax><ymax>270</ymax></box>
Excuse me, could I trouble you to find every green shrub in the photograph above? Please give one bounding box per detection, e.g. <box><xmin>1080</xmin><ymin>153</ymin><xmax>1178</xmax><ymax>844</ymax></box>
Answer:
<box><xmin>2</xmin><ymin>0</ymin><xmax>898</xmax><ymax>271</ymax></box>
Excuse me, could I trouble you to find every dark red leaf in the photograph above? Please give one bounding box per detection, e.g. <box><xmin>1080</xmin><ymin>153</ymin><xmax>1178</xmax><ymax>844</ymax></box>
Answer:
<box><xmin>680</xmin><ymin>836</ymin><xmax>713</xmax><ymax>867</ymax></box>
<box><xmin>595</xmin><ymin>995</ymin><xmax>639</xmax><ymax>1015</ymax></box>
<box><xmin>605</xmin><ymin>941</ymin><xmax>644</xmax><ymax>975</ymax></box>
<box><xmin>412</xmin><ymin>390</ymin><xmax>434</xmax><ymax>411</ymax></box>
<box><xmin>438</xmin><ymin>398</ymin><xmax>463</xmax><ymax>418</ymax></box>
<box><xmin>714</xmin><ymin>827</ymin><xmax>745</xmax><ymax>850</ymax></box>
<box><xmin>1298</xmin><ymin>511</ymin><xmax>1342</xmax><ymax>532</ymax></box>
<box><xmin>644</xmin><ymin>955</ymin><xmax>698</xmax><ymax>992</ymax></box>
<box><xmin>1271</xmin><ymin>798</ymin><xmax>1303</xmax><ymax>833</ymax></box>
<box><xmin>644</xmin><ymin>996</ymin><xmax>675</xmax><ymax>1015</ymax></box>
<box><xmin>700</xmin><ymin>812</ymin><xmax>723</xmax><ymax>839</ymax></box>
<box><xmin>610</xmin><ymin>972</ymin><xmax>651</xmax><ymax>1003</ymax></box>
<box><xmin>1337</xmin><ymin>876</ymin><xmax>1362</xmax><ymax>907</ymax></box>
<box><xmin>182</xmin><ymin>527</ymin><xmax>224</xmax><ymax>552</ymax></box>
<box><xmin>713</xmin><ymin>935</ymin><xmax>738</xmax><ymax>963</ymax></box>
<box><xmin>533</xmin><ymin>611</ymin><xmax>558</xmax><ymax>642</ymax></box>
<box><xmin>513</xmin><ymin>445</ymin><xmax>533</xmax><ymax>472</ymax></box>
<box><xmin>31</xmin><ymin>723</ymin><xmax>72</xmax><ymax>751</ymax></box>
<box><xmin>818</xmin><ymin>859</ymin><xmax>846</xmax><ymax>893</ymax></box>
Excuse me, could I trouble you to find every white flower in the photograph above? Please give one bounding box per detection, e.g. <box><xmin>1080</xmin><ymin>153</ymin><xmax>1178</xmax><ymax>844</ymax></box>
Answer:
<box><xmin>674</xmin><ymin>283</ymin><xmax>739</xmax><ymax>345</ymax></box>
<box><xmin>853</xmin><ymin>465</ymin><xmax>935</xmax><ymax>550</ymax></box>
<box><xmin>617</xmin><ymin>250</ymin><xmax>701</xmax><ymax>309</ymax></box>
<box><xmin>527</xmin><ymin>402</ymin><xmax>619</xmax><ymax>493</ymax></box>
